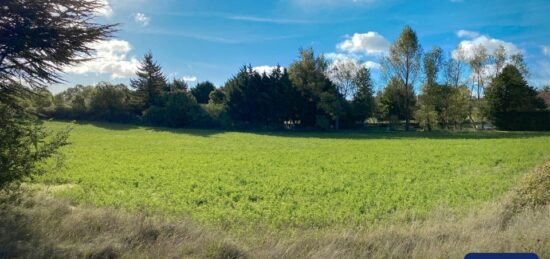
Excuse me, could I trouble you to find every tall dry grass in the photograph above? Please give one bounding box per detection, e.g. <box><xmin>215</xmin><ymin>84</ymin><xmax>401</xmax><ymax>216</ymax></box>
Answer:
<box><xmin>1</xmin><ymin>161</ymin><xmax>549</xmax><ymax>258</ymax></box>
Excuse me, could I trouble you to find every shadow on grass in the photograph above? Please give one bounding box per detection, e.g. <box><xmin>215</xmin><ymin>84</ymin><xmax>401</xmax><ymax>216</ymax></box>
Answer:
<box><xmin>61</xmin><ymin>120</ymin><xmax>550</xmax><ymax>140</ymax></box>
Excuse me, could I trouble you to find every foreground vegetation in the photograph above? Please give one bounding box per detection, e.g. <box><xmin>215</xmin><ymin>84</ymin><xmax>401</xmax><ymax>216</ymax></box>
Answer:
<box><xmin>35</xmin><ymin>122</ymin><xmax>550</xmax><ymax>233</ymax></box>
<box><xmin>3</xmin><ymin>158</ymin><xmax>550</xmax><ymax>258</ymax></box>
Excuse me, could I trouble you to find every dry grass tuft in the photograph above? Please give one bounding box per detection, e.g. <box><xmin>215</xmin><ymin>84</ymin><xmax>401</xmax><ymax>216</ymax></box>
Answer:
<box><xmin>0</xmin><ymin>189</ymin><xmax>245</xmax><ymax>259</ymax></box>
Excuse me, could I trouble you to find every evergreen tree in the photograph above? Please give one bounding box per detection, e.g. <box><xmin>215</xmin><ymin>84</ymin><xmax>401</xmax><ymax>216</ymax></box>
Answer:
<box><xmin>486</xmin><ymin>65</ymin><xmax>544</xmax><ymax>116</ymax></box>
<box><xmin>351</xmin><ymin>67</ymin><xmax>375</xmax><ymax>124</ymax></box>
<box><xmin>288</xmin><ymin>48</ymin><xmax>344</xmax><ymax>129</ymax></box>
<box><xmin>130</xmin><ymin>52</ymin><xmax>167</xmax><ymax>109</ymax></box>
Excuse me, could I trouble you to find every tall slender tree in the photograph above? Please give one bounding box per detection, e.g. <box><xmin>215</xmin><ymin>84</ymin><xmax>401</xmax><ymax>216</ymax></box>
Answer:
<box><xmin>351</xmin><ymin>67</ymin><xmax>375</xmax><ymax>124</ymax></box>
<box><xmin>381</xmin><ymin>26</ymin><xmax>422</xmax><ymax>130</ymax></box>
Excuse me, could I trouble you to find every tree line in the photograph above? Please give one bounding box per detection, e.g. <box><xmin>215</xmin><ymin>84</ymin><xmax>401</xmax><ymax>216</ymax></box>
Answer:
<box><xmin>32</xmin><ymin>26</ymin><xmax>549</xmax><ymax>131</ymax></box>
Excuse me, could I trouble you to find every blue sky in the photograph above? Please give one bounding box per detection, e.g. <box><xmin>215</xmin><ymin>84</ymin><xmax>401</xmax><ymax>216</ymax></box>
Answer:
<box><xmin>54</xmin><ymin>0</ymin><xmax>550</xmax><ymax>93</ymax></box>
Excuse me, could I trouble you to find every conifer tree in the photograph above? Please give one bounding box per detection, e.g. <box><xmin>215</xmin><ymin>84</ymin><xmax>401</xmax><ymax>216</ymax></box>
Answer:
<box><xmin>130</xmin><ymin>52</ymin><xmax>167</xmax><ymax>109</ymax></box>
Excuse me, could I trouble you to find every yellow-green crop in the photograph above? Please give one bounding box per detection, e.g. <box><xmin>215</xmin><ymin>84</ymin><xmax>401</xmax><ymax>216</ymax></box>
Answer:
<box><xmin>40</xmin><ymin>121</ymin><xmax>550</xmax><ymax>230</ymax></box>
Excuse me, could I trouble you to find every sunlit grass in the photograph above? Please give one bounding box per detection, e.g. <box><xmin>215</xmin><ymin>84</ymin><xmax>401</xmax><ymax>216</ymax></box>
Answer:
<box><xmin>40</xmin><ymin>121</ymin><xmax>550</xmax><ymax>230</ymax></box>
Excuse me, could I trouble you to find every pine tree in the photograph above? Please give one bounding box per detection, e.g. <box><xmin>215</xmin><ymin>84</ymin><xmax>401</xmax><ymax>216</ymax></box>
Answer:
<box><xmin>130</xmin><ymin>52</ymin><xmax>167</xmax><ymax>109</ymax></box>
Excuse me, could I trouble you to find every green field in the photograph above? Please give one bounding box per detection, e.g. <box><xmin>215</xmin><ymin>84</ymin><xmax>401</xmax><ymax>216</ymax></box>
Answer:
<box><xmin>40</xmin><ymin>121</ymin><xmax>550</xmax><ymax>231</ymax></box>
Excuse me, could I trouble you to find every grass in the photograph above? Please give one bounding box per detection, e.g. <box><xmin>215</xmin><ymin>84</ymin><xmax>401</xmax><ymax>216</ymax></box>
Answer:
<box><xmin>37</xmin><ymin>121</ymin><xmax>550</xmax><ymax>234</ymax></box>
<box><xmin>2</xmin><ymin>159</ymin><xmax>550</xmax><ymax>258</ymax></box>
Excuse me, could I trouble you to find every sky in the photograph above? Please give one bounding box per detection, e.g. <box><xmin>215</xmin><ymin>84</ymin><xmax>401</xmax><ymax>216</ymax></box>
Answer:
<box><xmin>53</xmin><ymin>0</ymin><xmax>550</xmax><ymax>93</ymax></box>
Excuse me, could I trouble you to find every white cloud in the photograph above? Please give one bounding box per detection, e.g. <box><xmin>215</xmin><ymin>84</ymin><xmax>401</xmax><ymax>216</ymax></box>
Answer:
<box><xmin>252</xmin><ymin>66</ymin><xmax>280</xmax><ymax>75</ymax></box>
<box><xmin>337</xmin><ymin>32</ymin><xmax>390</xmax><ymax>56</ymax></box>
<box><xmin>134</xmin><ymin>13</ymin><xmax>151</xmax><ymax>26</ymax></box>
<box><xmin>453</xmin><ymin>32</ymin><xmax>521</xmax><ymax>60</ymax></box>
<box><xmin>95</xmin><ymin>0</ymin><xmax>113</xmax><ymax>17</ymax></box>
<box><xmin>456</xmin><ymin>30</ymin><xmax>479</xmax><ymax>39</ymax></box>
<box><xmin>182</xmin><ymin>76</ymin><xmax>197</xmax><ymax>82</ymax></box>
<box><xmin>542</xmin><ymin>46</ymin><xmax>550</xmax><ymax>57</ymax></box>
<box><xmin>326</xmin><ymin>53</ymin><xmax>381</xmax><ymax>70</ymax></box>
<box><xmin>64</xmin><ymin>39</ymin><xmax>139</xmax><ymax>79</ymax></box>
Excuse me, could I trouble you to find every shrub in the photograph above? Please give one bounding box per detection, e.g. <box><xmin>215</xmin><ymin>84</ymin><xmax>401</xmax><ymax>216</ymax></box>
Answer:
<box><xmin>0</xmin><ymin>104</ymin><xmax>71</xmax><ymax>188</ymax></box>
<box><xmin>163</xmin><ymin>92</ymin><xmax>199</xmax><ymax>127</ymax></box>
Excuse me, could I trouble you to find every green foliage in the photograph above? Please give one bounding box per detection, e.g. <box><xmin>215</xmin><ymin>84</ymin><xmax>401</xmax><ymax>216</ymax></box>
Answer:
<box><xmin>0</xmin><ymin>0</ymin><xmax>115</xmax><ymax>188</ymax></box>
<box><xmin>163</xmin><ymin>92</ymin><xmax>201</xmax><ymax>127</ymax></box>
<box><xmin>167</xmin><ymin>79</ymin><xmax>188</xmax><ymax>92</ymax></box>
<box><xmin>224</xmin><ymin>66</ymin><xmax>294</xmax><ymax>128</ymax></box>
<box><xmin>486</xmin><ymin>65</ymin><xmax>546</xmax><ymax>130</ymax></box>
<box><xmin>415</xmin><ymin>104</ymin><xmax>438</xmax><ymax>131</ymax></box>
<box><xmin>130</xmin><ymin>52</ymin><xmax>167</xmax><ymax>109</ymax></box>
<box><xmin>208</xmin><ymin>89</ymin><xmax>226</xmax><ymax>105</ymax></box>
<box><xmin>379</xmin><ymin>77</ymin><xmax>416</xmax><ymax>121</ymax></box>
<box><xmin>191</xmin><ymin>81</ymin><xmax>216</xmax><ymax>104</ymax></box>
<box><xmin>381</xmin><ymin>26</ymin><xmax>422</xmax><ymax>130</ymax></box>
<box><xmin>40</xmin><ymin>121</ymin><xmax>550</xmax><ymax>230</ymax></box>
<box><xmin>89</xmin><ymin>83</ymin><xmax>133</xmax><ymax>122</ymax></box>
<box><xmin>447</xmin><ymin>86</ymin><xmax>471</xmax><ymax>129</ymax></box>
<box><xmin>0</xmin><ymin>105</ymin><xmax>70</xmax><ymax>188</ymax></box>
<box><xmin>0</xmin><ymin>0</ymin><xmax>115</xmax><ymax>88</ymax></box>
<box><xmin>288</xmin><ymin>48</ymin><xmax>344</xmax><ymax>128</ymax></box>
<box><xmin>350</xmin><ymin>67</ymin><xmax>376</xmax><ymax>124</ymax></box>
<box><xmin>486</xmin><ymin>65</ymin><xmax>544</xmax><ymax>115</ymax></box>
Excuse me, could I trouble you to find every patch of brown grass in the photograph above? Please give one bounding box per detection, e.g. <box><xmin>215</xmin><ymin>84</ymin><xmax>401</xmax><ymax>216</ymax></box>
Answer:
<box><xmin>0</xmin><ymin>190</ymin><xmax>246</xmax><ymax>259</ymax></box>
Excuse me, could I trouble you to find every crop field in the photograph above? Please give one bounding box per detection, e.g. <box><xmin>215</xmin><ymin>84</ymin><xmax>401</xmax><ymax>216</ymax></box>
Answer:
<box><xmin>39</xmin><ymin>121</ymin><xmax>550</xmax><ymax>231</ymax></box>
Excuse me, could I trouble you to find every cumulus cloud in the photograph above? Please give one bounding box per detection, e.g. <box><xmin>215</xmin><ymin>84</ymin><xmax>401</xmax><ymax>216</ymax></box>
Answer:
<box><xmin>453</xmin><ymin>31</ymin><xmax>521</xmax><ymax>60</ymax></box>
<box><xmin>326</xmin><ymin>53</ymin><xmax>381</xmax><ymax>70</ymax></box>
<box><xmin>337</xmin><ymin>32</ymin><xmax>390</xmax><ymax>56</ymax></box>
<box><xmin>182</xmin><ymin>76</ymin><xmax>197</xmax><ymax>82</ymax></box>
<box><xmin>134</xmin><ymin>13</ymin><xmax>151</xmax><ymax>26</ymax></box>
<box><xmin>95</xmin><ymin>0</ymin><xmax>113</xmax><ymax>17</ymax></box>
<box><xmin>542</xmin><ymin>46</ymin><xmax>550</xmax><ymax>57</ymax></box>
<box><xmin>64</xmin><ymin>40</ymin><xmax>139</xmax><ymax>79</ymax></box>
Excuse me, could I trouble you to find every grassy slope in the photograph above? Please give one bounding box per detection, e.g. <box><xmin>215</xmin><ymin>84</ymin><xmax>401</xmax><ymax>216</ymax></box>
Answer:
<box><xmin>39</xmin><ymin>121</ymin><xmax>550</xmax><ymax>233</ymax></box>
